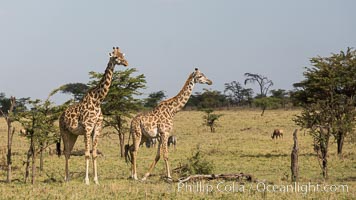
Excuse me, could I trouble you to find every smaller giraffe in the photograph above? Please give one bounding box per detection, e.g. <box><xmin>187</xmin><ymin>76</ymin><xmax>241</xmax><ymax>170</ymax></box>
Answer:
<box><xmin>126</xmin><ymin>68</ymin><xmax>212</xmax><ymax>181</ymax></box>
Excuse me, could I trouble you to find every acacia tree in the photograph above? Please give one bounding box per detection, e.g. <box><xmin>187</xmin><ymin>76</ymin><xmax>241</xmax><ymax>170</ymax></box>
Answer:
<box><xmin>293</xmin><ymin>48</ymin><xmax>356</xmax><ymax>178</ymax></box>
<box><xmin>50</xmin><ymin>83</ymin><xmax>89</xmax><ymax>102</ymax></box>
<box><xmin>244</xmin><ymin>73</ymin><xmax>273</xmax><ymax>116</ymax></box>
<box><xmin>88</xmin><ymin>68</ymin><xmax>146</xmax><ymax>157</ymax></box>
<box><xmin>244</xmin><ymin>73</ymin><xmax>273</xmax><ymax>98</ymax></box>
<box><xmin>16</xmin><ymin>99</ymin><xmax>61</xmax><ymax>184</ymax></box>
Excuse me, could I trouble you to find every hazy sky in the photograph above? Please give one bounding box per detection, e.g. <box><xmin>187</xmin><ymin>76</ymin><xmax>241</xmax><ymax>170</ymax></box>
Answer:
<box><xmin>1</xmin><ymin>0</ymin><xmax>355</xmax><ymax>104</ymax></box>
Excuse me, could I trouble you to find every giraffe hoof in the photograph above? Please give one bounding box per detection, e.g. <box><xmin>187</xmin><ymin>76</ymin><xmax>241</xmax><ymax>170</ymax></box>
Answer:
<box><xmin>164</xmin><ymin>176</ymin><xmax>173</xmax><ymax>183</ymax></box>
<box><xmin>85</xmin><ymin>179</ymin><xmax>90</xmax><ymax>185</ymax></box>
<box><xmin>128</xmin><ymin>175</ymin><xmax>139</xmax><ymax>181</ymax></box>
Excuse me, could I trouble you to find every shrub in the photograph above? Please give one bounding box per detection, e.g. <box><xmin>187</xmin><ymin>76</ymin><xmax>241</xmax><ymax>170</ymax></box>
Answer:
<box><xmin>177</xmin><ymin>146</ymin><xmax>215</xmax><ymax>176</ymax></box>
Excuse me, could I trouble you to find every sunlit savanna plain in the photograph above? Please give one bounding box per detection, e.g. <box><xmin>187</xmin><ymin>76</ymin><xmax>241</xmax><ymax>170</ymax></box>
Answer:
<box><xmin>0</xmin><ymin>110</ymin><xmax>355</xmax><ymax>199</ymax></box>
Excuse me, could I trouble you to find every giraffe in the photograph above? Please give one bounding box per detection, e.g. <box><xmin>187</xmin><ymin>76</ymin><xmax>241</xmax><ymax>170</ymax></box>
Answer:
<box><xmin>58</xmin><ymin>47</ymin><xmax>128</xmax><ymax>185</ymax></box>
<box><xmin>126</xmin><ymin>68</ymin><xmax>212</xmax><ymax>181</ymax></box>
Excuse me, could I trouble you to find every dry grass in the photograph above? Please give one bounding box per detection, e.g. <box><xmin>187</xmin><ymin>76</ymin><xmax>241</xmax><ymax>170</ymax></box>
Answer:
<box><xmin>0</xmin><ymin>109</ymin><xmax>355</xmax><ymax>199</ymax></box>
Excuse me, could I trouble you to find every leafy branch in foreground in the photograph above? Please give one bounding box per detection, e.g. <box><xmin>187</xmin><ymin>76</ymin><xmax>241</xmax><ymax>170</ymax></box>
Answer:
<box><xmin>15</xmin><ymin>99</ymin><xmax>63</xmax><ymax>184</ymax></box>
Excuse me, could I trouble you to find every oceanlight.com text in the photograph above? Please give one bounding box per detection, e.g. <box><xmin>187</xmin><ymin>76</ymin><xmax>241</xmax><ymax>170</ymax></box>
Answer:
<box><xmin>177</xmin><ymin>181</ymin><xmax>349</xmax><ymax>194</ymax></box>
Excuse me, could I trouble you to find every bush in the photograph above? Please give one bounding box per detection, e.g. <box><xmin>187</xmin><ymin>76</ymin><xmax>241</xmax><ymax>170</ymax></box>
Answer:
<box><xmin>177</xmin><ymin>146</ymin><xmax>215</xmax><ymax>176</ymax></box>
<box><xmin>202</xmin><ymin>109</ymin><xmax>223</xmax><ymax>133</ymax></box>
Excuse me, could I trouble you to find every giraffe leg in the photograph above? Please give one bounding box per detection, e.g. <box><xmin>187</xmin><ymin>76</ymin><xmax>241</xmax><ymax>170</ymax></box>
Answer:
<box><xmin>161</xmin><ymin>133</ymin><xmax>172</xmax><ymax>181</ymax></box>
<box><xmin>142</xmin><ymin>133</ymin><xmax>171</xmax><ymax>181</ymax></box>
<box><xmin>131</xmin><ymin>135</ymin><xmax>142</xmax><ymax>180</ymax></box>
<box><xmin>92</xmin><ymin>117</ymin><xmax>103</xmax><ymax>185</ymax></box>
<box><xmin>84</xmin><ymin>127</ymin><xmax>94</xmax><ymax>185</ymax></box>
<box><xmin>142</xmin><ymin>142</ymin><xmax>161</xmax><ymax>181</ymax></box>
<box><xmin>62</xmin><ymin>131</ymin><xmax>78</xmax><ymax>182</ymax></box>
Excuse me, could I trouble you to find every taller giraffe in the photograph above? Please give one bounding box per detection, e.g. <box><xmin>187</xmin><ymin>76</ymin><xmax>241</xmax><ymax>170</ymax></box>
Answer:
<box><xmin>59</xmin><ymin>47</ymin><xmax>128</xmax><ymax>185</ymax></box>
<box><xmin>127</xmin><ymin>68</ymin><xmax>212</xmax><ymax>181</ymax></box>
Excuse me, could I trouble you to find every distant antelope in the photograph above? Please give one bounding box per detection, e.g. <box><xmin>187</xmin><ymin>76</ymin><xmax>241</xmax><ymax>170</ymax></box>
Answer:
<box><xmin>167</xmin><ymin>135</ymin><xmax>177</xmax><ymax>150</ymax></box>
<box><xmin>271</xmin><ymin>129</ymin><xmax>283</xmax><ymax>139</ymax></box>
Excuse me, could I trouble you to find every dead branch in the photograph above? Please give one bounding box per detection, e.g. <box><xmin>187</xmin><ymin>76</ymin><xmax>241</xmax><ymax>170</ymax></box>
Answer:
<box><xmin>178</xmin><ymin>173</ymin><xmax>256</xmax><ymax>183</ymax></box>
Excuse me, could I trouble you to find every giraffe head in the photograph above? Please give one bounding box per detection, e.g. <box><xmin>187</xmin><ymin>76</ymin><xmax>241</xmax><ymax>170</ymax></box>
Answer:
<box><xmin>192</xmin><ymin>68</ymin><xmax>212</xmax><ymax>85</ymax></box>
<box><xmin>109</xmin><ymin>47</ymin><xmax>129</xmax><ymax>66</ymax></box>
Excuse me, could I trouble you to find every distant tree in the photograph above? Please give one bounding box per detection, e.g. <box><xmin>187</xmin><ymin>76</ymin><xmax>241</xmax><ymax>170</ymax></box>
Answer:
<box><xmin>253</xmin><ymin>97</ymin><xmax>280</xmax><ymax>115</ymax></box>
<box><xmin>0</xmin><ymin>93</ymin><xmax>27</xmax><ymax>114</ymax></box>
<box><xmin>185</xmin><ymin>94</ymin><xmax>200</xmax><ymax>108</ymax></box>
<box><xmin>244</xmin><ymin>73</ymin><xmax>273</xmax><ymax>97</ymax></box>
<box><xmin>270</xmin><ymin>89</ymin><xmax>289</xmax><ymax>108</ymax></box>
<box><xmin>224</xmin><ymin>81</ymin><xmax>253</xmax><ymax>107</ymax></box>
<box><xmin>196</xmin><ymin>89</ymin><xmax>228</xmax><ymax>109</ymax></box>
<box><xmin>88</xmin><ymin>68</ymin><xmax>146</xmax><ymax>157</ymax></box>
<box><xmin>240</xmin><ymin>88</ymin><xmax>254</xmax><ymax>107</ymax></box>
<box><xmin>144</xmin><ymin>91</ymin><xmax>166</xmax><ymax>108</ymax></box>
<box><xmin>16</xmin><ymin>99</ymin><xmax>61</xmax><ymax>184</ymax></box>
<box><xmin>0</xmin><ymin>93</ymin><xmax>11</xmax><ymax>115</ymax></box>
<box><xmin>186</xmin><ymin>89</ymin><xmax>229</xmax><ymax>109</ymax></box>
<box><xmin>293</xmin><ymin>48</ymin><xmax>356</xmax><ymax>178</ymax></box>
<box><xmin>244</xmin><ymin>73</ymin><xmax>273</xmax><ymax>116</ymax></box>
<box><xmin>50</xmin><ymin>83</ymin><xmax>89</xmax><ymax>102</ymax></box>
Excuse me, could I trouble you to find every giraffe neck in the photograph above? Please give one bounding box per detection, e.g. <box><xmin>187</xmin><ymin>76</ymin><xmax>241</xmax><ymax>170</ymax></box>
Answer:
<box><xmin>163</xmin><ymin>73</ymin><xmax>195</xmax><ymax>115</ymax></box>
<box><xmin>83</xmin><ymin>62</ymin><xmax>115</xmax><ymax>104</ymax></box>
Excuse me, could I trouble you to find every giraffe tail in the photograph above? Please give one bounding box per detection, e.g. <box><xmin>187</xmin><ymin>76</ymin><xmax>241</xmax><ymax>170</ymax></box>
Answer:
<box><xmin>124</xmin><ymin>124</ymin><xmax>133</xmax><ymax>164</ymax></box>
<box><xmin>124</xmin><ymin>144</ymin><xmax>131</xmax><ymax>163</ymax></box>
<box><xmin>56</xmin><ymin>139</ymin><xmax>61</xmax><ymax>157</ymax></box>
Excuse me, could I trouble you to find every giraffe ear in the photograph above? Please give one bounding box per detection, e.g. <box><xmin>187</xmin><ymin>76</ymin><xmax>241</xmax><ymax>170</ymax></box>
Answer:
<box><xmin>109</xmin><ymin>53</ymin><xmax>112</xmax><ymax>57</ymax></box>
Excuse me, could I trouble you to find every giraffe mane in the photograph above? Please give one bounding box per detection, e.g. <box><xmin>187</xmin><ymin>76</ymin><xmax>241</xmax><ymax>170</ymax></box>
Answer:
<box><xmin>156</xmin><ymin>73</ymin><xmax>194</xmax><ymax>106</ymax></box>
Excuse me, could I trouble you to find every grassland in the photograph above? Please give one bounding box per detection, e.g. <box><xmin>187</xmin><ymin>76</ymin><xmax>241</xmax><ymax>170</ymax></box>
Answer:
<box><xmin>0</xmin><ymin>109</ymin><xmax>355</xmax><ymax>199</ymax></box>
